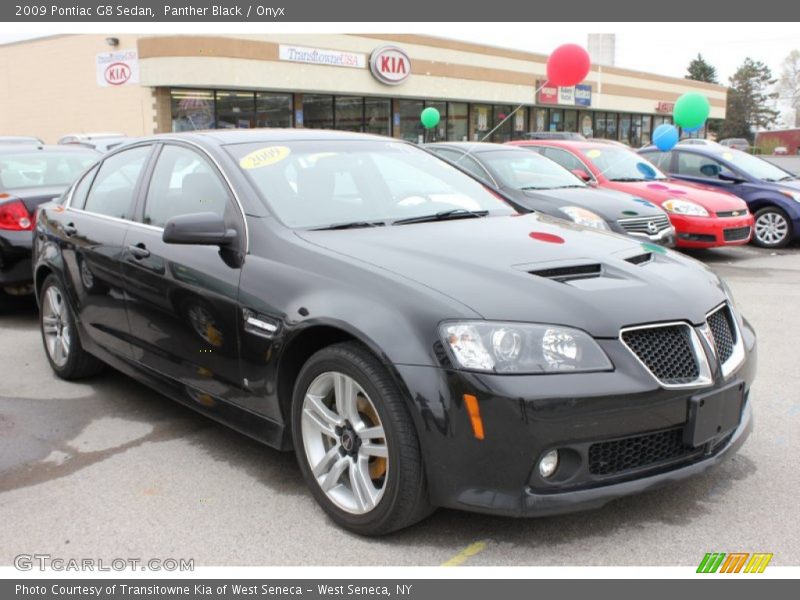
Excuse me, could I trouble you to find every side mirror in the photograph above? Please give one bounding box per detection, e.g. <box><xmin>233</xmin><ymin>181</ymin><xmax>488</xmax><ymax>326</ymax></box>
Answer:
<box><xmin>699</xmin><ymin>164</ymin><xmax>722</xmax><ymax>177</ymax></box>
<box><xmin>718</xmin><ymin>170</ymin><xmax>744</xmax><ymax>183</ymax></box>
<box><xmin>571</xmin><ymin>168</ymin><xmax>592</xmax><ymax>182</ymax></box>
<box><xmin>163</xmin><ymin>212</ymin><xmax>237</xmax><ymax>246</ymax></box>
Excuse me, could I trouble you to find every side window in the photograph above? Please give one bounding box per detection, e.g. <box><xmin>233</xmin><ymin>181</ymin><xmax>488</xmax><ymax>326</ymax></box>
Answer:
<box><xmin>676</xmin><ymin>152</ymin><xmax>723</xmax><ymax>178</ymax></box>
<box><xmin>643</xmin><ymin>151</ymin><xmax>673</xmax><ymax>172</ymax></box>
<box><xmin>83</xmin><ymin>146</ymin><xmax>151</xmax><ymax>219</ymax></box>
<box><xmin>457</xmin><ymin>155</ymin><xmax>493</xmax><ymax>183</ymax></box>
<box><xmin>143</xmin><ymin>145</ymin><xmax>232</xmax><ymax>228</ymax></box>
<box><xmin>541</xmin><ymin>148</ymin><xmax>587</xmax><ymax>174</ymax></box>
<box><xmin>70</xmin><ymin>165</ymin><xmax>98</xmax><ymax>209</ymax></box>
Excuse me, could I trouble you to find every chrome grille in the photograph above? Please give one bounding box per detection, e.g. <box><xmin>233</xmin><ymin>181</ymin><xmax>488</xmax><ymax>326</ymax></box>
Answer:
<box><xmin>617</xmin><ymin>214</ymin><xmax>672</xmax><ymax>235</ymax></box>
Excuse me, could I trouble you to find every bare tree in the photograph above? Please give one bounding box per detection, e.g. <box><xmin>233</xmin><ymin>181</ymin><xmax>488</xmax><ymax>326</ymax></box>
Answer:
<box><xmin>778</xmin><ymin>49</ymin><xmax>800</xmax><ymax>128</ymax></box>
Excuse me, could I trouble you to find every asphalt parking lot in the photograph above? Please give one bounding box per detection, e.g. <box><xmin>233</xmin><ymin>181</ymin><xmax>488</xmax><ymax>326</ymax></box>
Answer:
<box><xmin>1</xmin><ymin>243</ymin><xmax>799</xmax><ymax>567</ymax></box>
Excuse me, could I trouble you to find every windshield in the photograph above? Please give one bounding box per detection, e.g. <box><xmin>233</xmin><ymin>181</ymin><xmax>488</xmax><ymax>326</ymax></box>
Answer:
<box><xmin>715</xmin><ymin>149</ymin><xmax>795</xmax><ymax>181</ymax></box>
<box><xmin>479</xmin><ymin>150</ymin><xmax>586</xmax><ymax>190</ymax></box>
<box><xmin>226</xmin><ymin>140</ymin><xmax>516</xmax><ymax>228</ymax></box>
<box><xmin>580</xmin><ymin>146</ymin><xmax>668</xmax><ymax>181</ymax></box>
<box><xmin>0</xmin><ymin>151</ymin><xmax>97</xmax><ymax>190</ymax></box>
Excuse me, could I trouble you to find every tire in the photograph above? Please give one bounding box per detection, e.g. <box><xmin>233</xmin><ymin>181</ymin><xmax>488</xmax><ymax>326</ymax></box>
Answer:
<box><xmin>39</xmin><ymin>274</ymin><xmax>104</xmax><ymax>380</ymax></box>
<box><xmin>291</xmin><ymin>341</ymin><xmax>433</xmax><ymax>535</ymax></box>
<box><xmin>753</xmin><ymin>206</ymin><xmax>792</xmax><ymax>248</ymax></box>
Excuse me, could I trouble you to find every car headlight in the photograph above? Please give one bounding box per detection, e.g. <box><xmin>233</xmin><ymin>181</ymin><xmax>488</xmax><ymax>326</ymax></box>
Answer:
<box><xmin>440</xmin><ymin>321</ymin><xmax>613</xmax><ymax>374</ymax></box>
<box><xmin>558</xmin><ymin>206</ymin><xmax>610</xmax><ymax>230</ymax></box>
<box><xmin>662</xmin><ymin>198</ymin><xmax>709</xmax><ymax>217</ymax></box>
<box><xmin>779</xmin><ymin>190</ymin><xmax>800</xmax><ymax>203</ymax></box>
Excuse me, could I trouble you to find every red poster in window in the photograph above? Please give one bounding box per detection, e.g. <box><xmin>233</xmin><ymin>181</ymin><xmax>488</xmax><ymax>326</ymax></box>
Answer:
<box><xmin>537</xmin><ymin>81</ymin><xmax>558</xmax><ymax>105</ymax></box>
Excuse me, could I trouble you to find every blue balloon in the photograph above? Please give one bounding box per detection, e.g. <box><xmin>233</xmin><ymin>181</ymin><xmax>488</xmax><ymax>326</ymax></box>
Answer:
<box><xmin>652</xmin><ymin>124</ymin><xmax>679</xmax><ymax>151</ymax></box>
<box><xmin>636</xmin><ymin>162</ymin><xmax>658</xmax><ymax>180</ymax></box>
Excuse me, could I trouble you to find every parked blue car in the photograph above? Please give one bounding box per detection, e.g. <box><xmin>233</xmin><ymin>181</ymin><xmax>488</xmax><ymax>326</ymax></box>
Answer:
<box><xmin>639</xmin><ymin>144</ymin><xmax>800</xmax><ymax>247</ymax></box>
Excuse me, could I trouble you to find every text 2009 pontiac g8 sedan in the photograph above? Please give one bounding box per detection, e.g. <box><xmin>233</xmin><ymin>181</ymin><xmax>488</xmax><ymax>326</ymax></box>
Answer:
<box><xmin>33</xmin><ymin>131</ymin><xmax>755</xmax><ymax>535</ymax></box>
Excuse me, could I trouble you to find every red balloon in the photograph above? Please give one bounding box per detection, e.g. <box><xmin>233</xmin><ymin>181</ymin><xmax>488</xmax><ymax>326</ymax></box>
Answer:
<box><xmin>546</xmin><ymin>44</ymin><xmax>591</xmax><ymax>87</ymax></box>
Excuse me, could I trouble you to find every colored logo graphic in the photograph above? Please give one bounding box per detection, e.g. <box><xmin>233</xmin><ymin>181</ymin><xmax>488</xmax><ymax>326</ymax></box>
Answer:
<box><xmin>697</xmin><ymin>552</ymin><xmax>773</xmax><ymax>573</ymax></box>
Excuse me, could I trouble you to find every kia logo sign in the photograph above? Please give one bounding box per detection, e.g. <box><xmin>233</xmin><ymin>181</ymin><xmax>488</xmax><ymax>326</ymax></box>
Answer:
<box><xmin>104</xmin><ymin>62</ymin><xmax>131</xmax><ymax>86</ymax></box>
<box><xmin>370</xmin><ymin>46</ymin><xmax>411</xmax><ymax>85</ymax></box>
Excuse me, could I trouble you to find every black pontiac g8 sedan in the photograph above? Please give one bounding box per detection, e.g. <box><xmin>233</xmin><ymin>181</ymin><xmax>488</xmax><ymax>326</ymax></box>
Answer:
<box><xmin>33</xmin><ymin>130</ymin><xmax>755</xmax><ymax>535</ymax></box>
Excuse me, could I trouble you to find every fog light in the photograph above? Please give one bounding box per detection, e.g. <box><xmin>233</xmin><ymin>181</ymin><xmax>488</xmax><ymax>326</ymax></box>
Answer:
<box><xmin>538</xmin><ymin>450</ymin><xmax>559</xmax><ymax>478</ymax></box>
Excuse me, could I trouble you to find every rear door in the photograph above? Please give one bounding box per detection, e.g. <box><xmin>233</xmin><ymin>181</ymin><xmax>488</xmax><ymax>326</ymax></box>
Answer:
<box><xmin>61</xmin><ymin>144</ymin><xmax>154</xmax><ymax>359</ymax></box>
<box><xmin>120</xmin><ymin>142</ymin><xmax>246</xmax><ymax>404</ymax></box>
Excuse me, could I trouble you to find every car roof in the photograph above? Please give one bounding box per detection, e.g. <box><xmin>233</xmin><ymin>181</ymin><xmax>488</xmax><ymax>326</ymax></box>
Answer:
<box><xmin>511</xmin><ymin>139</ymin><xmax>612</xmax><ymax>152</ymax></box>
<box><xmin>139</xmin><ymin>128</ymin><xmax>399</xmax><ymax>147</ymax></box>
<box><xmin>0</xmin><ymin>144</ymin><xmax>100</xmax><ymax>155</ymax></box>
<box><xmin>425</xmin><ymin>142</ymin><xmax>529</xmax><ymax>154</ymax></box>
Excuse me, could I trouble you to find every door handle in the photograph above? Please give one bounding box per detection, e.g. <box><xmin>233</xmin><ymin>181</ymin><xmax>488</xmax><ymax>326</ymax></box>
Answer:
<box><xmin>127</xmin><ymin>243</ymin><xmax>151</xmax><ymax>259</ymax></box>
<box><xmin>63</xmin><ymin>223</ymin><xmax>77</xmax><ymax>236</ymax></box>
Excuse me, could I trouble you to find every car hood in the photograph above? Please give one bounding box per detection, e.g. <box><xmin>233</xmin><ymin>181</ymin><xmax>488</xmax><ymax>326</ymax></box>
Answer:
<box><xmin>603</xmin><ymin>178</ymin><xmax>748</xmax><ymax>211</ymax></box>
<box><xmin>511</xmin><ymin>186</ymin><xmax>666</xmax><ymax>221</ymax></box>
<box><xmin>296</xmin><ymin>213</ymin><xmax>725</xmax><ymax>338</ymax></box>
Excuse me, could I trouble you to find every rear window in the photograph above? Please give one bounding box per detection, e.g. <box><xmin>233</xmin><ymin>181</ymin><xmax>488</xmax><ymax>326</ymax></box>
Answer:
<box><xmin>0</xmin><ymin>151</ymin><xmax>97</xmax><ymax>190</ymax></box>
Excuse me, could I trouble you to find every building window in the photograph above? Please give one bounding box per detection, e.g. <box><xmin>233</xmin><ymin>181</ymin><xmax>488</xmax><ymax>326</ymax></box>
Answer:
<box><xmin>618</xmin><ymin>114</ymin><xmax>631</xmax><ymax>143</ymax></box>
<box><xmin>424</xmin><ymin>100</ymin><xmax>447</xmax><ymax>142</ymax></box>
<box><xmin>256</xmin><ymin>92</ymin><xmax>292</xmax><ymax>128</ymax></box>
<box><xmin>216</xmin><ymin>91</ymin><xmax>256</xmax><ymax>129</ymax></box>
<box><xmin>303</xmin><ymin>94</ymin><xmax>334</xmax><ymax>129</ymax></box>
<box><xmin>335</xmin><ymin>96</ymin><xmax>364</xmax><ymax>132</ymax></box>
<box><xmin>579</xmin><ymin>111</ymin><xmax>594</xmax><ymax>137</ymax></box>
<box><xmin>564</xmin><ymin>110</ymin><xmax>578</xmax><ymax>134</ymax></box>
<box><xmin>641</xmin><ymin>115</ymin><xmax>652</xmax><ymax>146</ymax></box>
<box><xmin>606</xmin><ymin>113</ymin><xmax>618</xmax><ymax>139</ymax></box>
<box><xmin>365</xmin><ymin>97</ymin><xmax>391</xmax><ymax>137</ymax></box>
<box><xmin>398</xmin><ymin>99</ymin><xmax>424</xmax><ymax>143</ymax></box>
<box><xmin>471</xmin><ymin>104</ymin><xmax>491</xmax><ymax>140</ymax></box>
<box><xmin>170</xmin><ymin>89</ymin><xmax>215</xmax><ymax>132</ymax></box>
<box><xmin>510</xmin><ymin>107</ymin><xmax>529</xmax><ymax>140</ymax></box>
<box><xmin>533</xmin><ymin>108</ymin><xmax>548</xmax><ymax>133</ymax></box>
<box><xmin>549</xmin><ymin>109</ymin><xmax>563</xmax><ymax>132</ymax></box>
<box><xmin>447</xmin><ymin>102</ymin><xmax>468</xmax><ymax>141</ymax></box>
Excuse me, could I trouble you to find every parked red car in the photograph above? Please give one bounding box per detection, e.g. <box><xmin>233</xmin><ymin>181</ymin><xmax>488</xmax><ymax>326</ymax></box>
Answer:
<box><xmin>508</xmin><ymin>140</ymin><xmax>754</xmax><ymax>249</ymax></box>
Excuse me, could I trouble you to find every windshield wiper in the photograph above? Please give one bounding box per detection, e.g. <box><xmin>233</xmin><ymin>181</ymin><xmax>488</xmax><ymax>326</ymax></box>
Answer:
<box><xmin>392</xmin><ymin>208</ymin><xmax>489</xmax><ymax>225</ymax></box>
<box><xmin>778</xmin><ymin>175</ymin><xmax>797</xmax><ymax>182</ymax></box>
<box><xmin>311</xmin><ymin>220</ymin><xmax>386</xmax><ymax>231</ymax></box>
<box><xmin>608</xmin><ymin>177</ymin><xmax>648</xmax><ymax>182</ymax></box>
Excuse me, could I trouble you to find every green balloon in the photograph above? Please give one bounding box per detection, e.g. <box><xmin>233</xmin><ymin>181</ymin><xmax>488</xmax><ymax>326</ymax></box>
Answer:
<box><xmin>420</xmin><ymin>107</ymin><xmax>441</xmax><ymax>129</ymax></box>
<box><xmin>673</xmin><ymin>92</ymin><xmax>710</xmax><ymax>130</ymax></box>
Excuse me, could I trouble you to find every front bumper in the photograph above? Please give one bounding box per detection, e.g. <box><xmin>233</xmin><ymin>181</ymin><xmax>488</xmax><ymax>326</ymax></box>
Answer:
<box><xmin>669</xmin><ymin>214</ymin><xmax>754</xmax><ymax>248</ymax></box>
<box><xmin>395</xmin><ymin>318</ymin><xmax>756</xmax><ymax>517</ymax></box>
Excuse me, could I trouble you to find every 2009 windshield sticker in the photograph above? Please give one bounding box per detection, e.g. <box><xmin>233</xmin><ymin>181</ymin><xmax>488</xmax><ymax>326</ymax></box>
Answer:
<box><xmin>586</xmin><ymin>149</ymin><xmax>602</xmax><ymax>158</ymax></box>
<box><xmin>239</xmin><ymin>146</ymin><xmax>291</xmax><ymax>169</ymax></box>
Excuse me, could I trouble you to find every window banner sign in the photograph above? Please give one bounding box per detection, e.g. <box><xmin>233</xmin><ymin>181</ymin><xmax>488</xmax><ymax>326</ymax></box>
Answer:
<box><xmin>575</xmin><ymin>84</ymin><xmax>592</xmax><ymax>106</ymax></box>
<box><xmin>537</xmin><ymin>81</ymin><xmax>559</xmax><ymax>105</ymax></box>
<box><xmin>95</xmin><ymin>49</ymin><xmax>139</xmax><ymax>87</ymax></box>
<box><xmin>558</xmin><ymin>86</ymin><xmax>576</xmax><ymax>105</ymax></box>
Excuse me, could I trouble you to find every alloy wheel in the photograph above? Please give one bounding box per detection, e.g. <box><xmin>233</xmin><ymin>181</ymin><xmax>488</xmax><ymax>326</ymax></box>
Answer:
<box><xmin>300</xmin><ymin>371</ymin><xmax>389</xmax><ymax>515</ymax></box>
<box><xmin>755</xmin><ymin>211</ymin><xmax>789</xmax><ymax>246</ymax></box>
<box><xmin>42</xmin><ymin>286</ymin><xmax>71</xmax><ymax>367</ymax></box>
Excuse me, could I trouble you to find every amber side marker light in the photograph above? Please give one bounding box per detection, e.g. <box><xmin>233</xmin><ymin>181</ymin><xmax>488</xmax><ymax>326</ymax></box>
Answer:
<box><xmin>463</xmin><ymin>394</ymin><xmax>485</xmax><ymax>440</ymax></box>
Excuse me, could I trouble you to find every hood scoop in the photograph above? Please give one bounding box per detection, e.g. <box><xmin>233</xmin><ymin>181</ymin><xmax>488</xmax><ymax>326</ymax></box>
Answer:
<box><xmin>625</xmin><ymin>252</ymin><xmax>653</xmax><ymax>266</ymax></box>
<box><xmin>529</xmin><ymin>263</ymin><xmax>602</xmax><ymax>283</ymax></box>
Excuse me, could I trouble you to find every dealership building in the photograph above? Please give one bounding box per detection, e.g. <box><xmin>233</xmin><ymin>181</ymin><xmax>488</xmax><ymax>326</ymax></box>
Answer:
<box><xmin>0</xmin><ymin>34</ymin><xmax>727</xmax><ymax>145</ymax></box>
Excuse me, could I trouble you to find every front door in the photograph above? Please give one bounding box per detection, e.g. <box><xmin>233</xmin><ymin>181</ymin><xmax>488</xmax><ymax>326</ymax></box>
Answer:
<box><xmin>120</xmin><ymin>143</ymin><xmax>246</xmax><ymax>404</ymax></box>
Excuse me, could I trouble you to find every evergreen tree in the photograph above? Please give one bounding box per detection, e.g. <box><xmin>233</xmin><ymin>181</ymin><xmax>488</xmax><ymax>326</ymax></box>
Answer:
<box><xmin>686</xmin><ymin>54</ymin><xmax>718</xmax><ymax>84</ymax></box>
<box><xmin>718</xmin><ymin>58</ymin><xmax>779</xmax><ymax>142</ymax></box>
